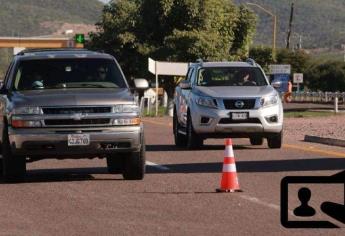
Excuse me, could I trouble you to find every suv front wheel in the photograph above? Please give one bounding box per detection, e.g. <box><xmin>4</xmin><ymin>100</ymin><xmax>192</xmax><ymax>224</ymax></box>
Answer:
<box><xmin>2</xmin><ymin>127</ymin><xmax>26</xmax><ymax>182</ymax></box>
<box><xmin>122</xmin><ymin>135</ymin><xmax>146</xmax><ymax>180</ymax></box>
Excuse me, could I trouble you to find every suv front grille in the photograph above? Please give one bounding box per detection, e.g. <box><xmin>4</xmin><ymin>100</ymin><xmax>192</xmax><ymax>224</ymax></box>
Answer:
<box><xmin>44</xmin><ymin>119</ymin><xmax>111</xmax><ymax>126</ymax></box>
<box><xmin>42</xmin><ymin>107</ymin><xmax>111</xmax><ymax>115</ymax></box>
<box><xmin>223</xmin><ymin>99</ymin><xmax>256</xmax><ymax>110</ymax></box>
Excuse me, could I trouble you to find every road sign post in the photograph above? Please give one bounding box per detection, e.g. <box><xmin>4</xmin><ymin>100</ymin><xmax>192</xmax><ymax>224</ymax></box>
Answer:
<box><xmin>293</xmin><ymin>73</ymin><xmax>303</xmax><ymax>92</ymax></box>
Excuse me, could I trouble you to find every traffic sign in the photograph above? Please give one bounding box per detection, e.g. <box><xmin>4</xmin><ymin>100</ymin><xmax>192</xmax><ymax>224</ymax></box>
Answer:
<box><xmin>75</xmin><ymin>34</ymin><xmax>85</xmax><ymax>44</ymax></box>
<box><xmin>269</xmin><ymin>64</ymin><xmax>291</xmax><ymax>74</ymax></box>
<box><xmin>293</xmin><ymin>73</ymin><xmax>303</xmax><ymax>83</ymax></box>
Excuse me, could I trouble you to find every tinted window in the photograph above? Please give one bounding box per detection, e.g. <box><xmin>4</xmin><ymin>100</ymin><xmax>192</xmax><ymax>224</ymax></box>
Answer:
<box><xmin>12</xmin><ymin>58</ymin><xmax>127</xmax><ymax>91</ymax></box>
<box><xmin>197</xmin><ymin>67</ymin><xmax>268</xmax><ymax>87</ymax></box>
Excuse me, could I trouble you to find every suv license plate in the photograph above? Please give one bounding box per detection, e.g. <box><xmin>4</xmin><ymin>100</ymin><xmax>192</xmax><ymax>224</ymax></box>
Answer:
<box><xmin>68</xmin><ymin>134</ymin><xmax>90</xmax><ymax>146</ymax></box>
<box><xmin>231</xmin><ymin>112</ymin><xmax>248</xmax><ymax>120</ymax></box>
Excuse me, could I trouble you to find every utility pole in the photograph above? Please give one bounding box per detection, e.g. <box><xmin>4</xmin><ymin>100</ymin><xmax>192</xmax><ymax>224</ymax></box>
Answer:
<box><xmin>246</xmin><ymin>2</ymin><xmax>277</xmax><ymax>60</ymax></box>
<box><xmin>286</xmin><ymin>2</ymin><xmax>294</xmax><ymax>49</ymax></box>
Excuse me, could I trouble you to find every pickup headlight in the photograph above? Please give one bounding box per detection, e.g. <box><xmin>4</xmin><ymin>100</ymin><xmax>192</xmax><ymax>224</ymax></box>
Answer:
<box><xmin>260</xmin><ymin>95</ymin><xmax>278</xmax><ymax>107</ymax></box>
<box><xmin>12</xmin><ymin>106</ymin><xmax>42</xmax><ymax>115</ymax></box>
<box><xmin>195</xmin><ymin>96</ymin><xmax>217</xmax><ymax>109</ymax></box>
<box><xmin>112</xmin><ymin>104</ymin><xmax>140</xmax><ymax>114</ymax></box>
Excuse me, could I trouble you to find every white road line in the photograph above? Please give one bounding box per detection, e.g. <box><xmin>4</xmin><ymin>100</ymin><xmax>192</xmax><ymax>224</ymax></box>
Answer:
<box><xmin>240</xmin><ymin>195</ymin><xmax>293</xmax><ymax>215</ymax></box>
<box><xmin>146</xmin><ymin>161</ymin><xmax>170</xmax><ymax>171</ymax></box>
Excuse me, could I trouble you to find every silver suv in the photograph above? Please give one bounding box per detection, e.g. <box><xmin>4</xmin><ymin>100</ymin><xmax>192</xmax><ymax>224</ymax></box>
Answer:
<box><xmin>0</xmin><ymin>49</ymin><xmax>146</xmax><ymax>182</ymax></box>
<box><xmin>173</xmin><ymin>59</ymin><xmax>283</xmax><ymax>149</ymax></box>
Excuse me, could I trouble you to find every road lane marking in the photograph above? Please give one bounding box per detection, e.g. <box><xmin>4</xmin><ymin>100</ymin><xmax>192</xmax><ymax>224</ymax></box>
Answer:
<box><xmin>146</xmin><ymin>161</ymin><xmax>170</xmax><ymax>171</ymax></box>
<box><xmin>240</xmin><ymin>195</ymin><xmax>293</xmax><ymax>215</ymax></box>
<box><xmin>284</xmin><ymin>144</ymin><xmax>345</xmax><ymax>158</ymax></box>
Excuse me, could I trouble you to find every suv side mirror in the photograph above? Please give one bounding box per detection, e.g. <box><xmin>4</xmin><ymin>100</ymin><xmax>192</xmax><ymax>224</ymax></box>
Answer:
<box><xmin>134</xmin><ymin>78</ymin><xmax>149</xmax><ymax>90</ymax></box>
<box><xmin>180</xmin><ymin>80</ymin><xmax>191</xmax><ymax>89</ymax></box>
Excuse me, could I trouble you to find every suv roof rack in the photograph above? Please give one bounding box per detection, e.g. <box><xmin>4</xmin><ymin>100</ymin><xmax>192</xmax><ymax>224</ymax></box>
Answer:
<box><xmin>246</xmin><ymin>58</ymin><xmax>257</xmax><ymax>66</ymax></box>
<box><xmin>16</xmin><ymin>48</ymin><xmax>90</xmax><ymax>56</ymax></box>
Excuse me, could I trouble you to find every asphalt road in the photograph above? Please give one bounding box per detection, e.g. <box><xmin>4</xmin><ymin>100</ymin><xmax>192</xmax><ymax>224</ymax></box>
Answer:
<box><xmin>1</xmin><ymin>117</ymin><xmax>345</xmax><ymax>235</ymax></box>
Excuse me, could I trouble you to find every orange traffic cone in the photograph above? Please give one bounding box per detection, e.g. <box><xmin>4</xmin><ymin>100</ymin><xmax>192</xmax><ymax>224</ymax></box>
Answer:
<box><xmin>216</xmin><ymin>138</ymin><xmax>242</xmax><ymax>193</ymax></box>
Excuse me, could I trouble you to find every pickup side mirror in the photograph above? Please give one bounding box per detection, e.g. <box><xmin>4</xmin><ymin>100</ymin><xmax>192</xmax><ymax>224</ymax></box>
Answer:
<box><xmin>180</xmin><ymin>80</ymin><xmax>191</xmax><ymax>89</ymax></box>
<box><xmin>134</xmin><ymin>78</ymin><xmax>149</xmax><ymax>90</ymax></box>
<box><xmin>271</xmin><ymin>81</ymin><xmax>281</xmax><ymax>88</ymax></box>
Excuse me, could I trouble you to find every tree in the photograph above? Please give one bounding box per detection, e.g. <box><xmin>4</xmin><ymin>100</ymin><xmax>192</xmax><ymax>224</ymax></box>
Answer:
<box><xmin>88</xmin><ymin>0</ymin><xmax>257</xmax><ymax>97</ymax></box>
<box><xmin>305</xmin><ymin>61</ymin><xmax>345</xmax><ymax>92</ymax></box>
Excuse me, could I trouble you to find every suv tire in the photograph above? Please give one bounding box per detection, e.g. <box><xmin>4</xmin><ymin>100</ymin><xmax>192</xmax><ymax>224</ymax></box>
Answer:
<box><xmin>2</xmin><ymin>127</ymin><xmax>26</xmax><ymax>182</ymax></box>
<box><xmin>122</xmin><ymin>135</ymin><xmax>146</xmax><ymax>180</ymax></box>
<box><xmin>250</xmin><ymin>137</ymin><xmax>264</xmax><ymax>145</ymax></box>
<box><xmin>173</xmin><ymin>108</ymin><xmax>187</xmax><ymax>147</ymax></box>
<box><xmin>106</xmin><ymin>155</ymin><xmax>124</xmax><ymax>174</ymax></box>
<box><xmin>267</xmin><ymin>131</ymin><xmax>283</xmax><ymax>149</ymax></box>
<box><xmin>186</xmin><ymin>113</ymin><xmax>203</xmax><ymax>149</ymax></box>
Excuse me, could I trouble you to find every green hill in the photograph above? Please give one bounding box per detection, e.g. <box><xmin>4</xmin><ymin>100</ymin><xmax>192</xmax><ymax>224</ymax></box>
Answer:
<box><xmin>0</xmin><ymin>0</ymin><xmax>103</xmax><ymax>37</ymax></box>
<box><xmin>234</xmin><ymin>0</ymin><xmax>345</xmax><ymax>49</ymax></box>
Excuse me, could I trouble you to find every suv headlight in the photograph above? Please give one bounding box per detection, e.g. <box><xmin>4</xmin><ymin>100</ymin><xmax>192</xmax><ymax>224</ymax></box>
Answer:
<box><xmin>112</xmin><ymin>104</ymin><xmax>141</xmax><ymax>126</ymax></box>
<box><xmin>112</xmin><ymin>104</ymin><xmax>140</xmax><ymax>114</ymax></box>
<box><xmin>195</xmin><ymin>96</ymin><xmax>217</xmax><ymax>109</ymax></box>
<box><xmin>12</xmin><ymin>106</ymin><xmax>42</xmax><ymax>115</ymax></box>
<box><xmin>260</xmin><ymin>95</ymin><xmax>278</xmax><ymax>107</ymax></box>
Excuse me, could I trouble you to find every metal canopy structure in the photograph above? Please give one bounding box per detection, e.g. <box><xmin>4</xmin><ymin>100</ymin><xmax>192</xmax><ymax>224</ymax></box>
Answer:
<box><xmin>0</xmin><ymin>37</ymin><xmax>84</xmax><ymax>49</ymax></box>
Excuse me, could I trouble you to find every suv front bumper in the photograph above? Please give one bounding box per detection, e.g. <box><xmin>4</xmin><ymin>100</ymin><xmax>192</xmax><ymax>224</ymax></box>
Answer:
<box><xmin>8</xmin><ymin>125</ymin><xmax>143</xmax><ymax>157</ymax></box>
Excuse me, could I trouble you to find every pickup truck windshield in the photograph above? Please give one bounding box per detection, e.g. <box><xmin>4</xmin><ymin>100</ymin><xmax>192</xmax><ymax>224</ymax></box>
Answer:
<box><xmin>197</xmin><ymin>67</ymin><xmax>268</xmax><ymax>87</ymax></box>
<box><xmin>12</xmin><ymin>58</ymin><xmax>127</xmax><ymax>91</ymax></box>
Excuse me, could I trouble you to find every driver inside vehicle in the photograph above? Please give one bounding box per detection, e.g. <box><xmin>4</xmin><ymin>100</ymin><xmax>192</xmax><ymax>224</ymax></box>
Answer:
<box><xmin>97</xmin><ymin>66</ymin><xmax>108</xmax><ymax>81</ymax></box>
<box><xmin>241</xmin><ymin>72</ymin><xmax>256</xmax><ymax>86</ymax></box>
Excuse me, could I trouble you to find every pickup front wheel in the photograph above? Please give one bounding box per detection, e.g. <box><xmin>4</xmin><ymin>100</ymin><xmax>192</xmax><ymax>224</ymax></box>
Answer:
<box><xmin>267</xmin><ymin>131</ymin><xmax>283</xmax><ymax>149</ymax></box>
<box><xmin>2</xmin><ymin>128</ymin><xmax>26</xmax><ymax>182</ymax></box>
<box><xmin>173</xmin><ymin>108</ymin><xmax>187</xmax><ymax>147</ymax></box>
<box><xmin>186</xmin><ymin>113</ymin><xmax>203</xmax><ymax>149</ymax></box>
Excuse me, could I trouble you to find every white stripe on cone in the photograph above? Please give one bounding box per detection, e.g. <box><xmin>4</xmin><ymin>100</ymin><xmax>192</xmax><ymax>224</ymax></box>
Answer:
<box><xmin>222</xmin><ymin>163</ymin><xmax>237</xmax><ymax>172</ymax></box>
<box><xmin>224</xmin><ymin>146</ymin><xmax>234</xmax><ymax>157</ymax></box>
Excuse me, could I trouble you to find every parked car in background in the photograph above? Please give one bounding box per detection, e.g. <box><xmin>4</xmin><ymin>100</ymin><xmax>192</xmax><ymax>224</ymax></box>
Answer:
<box><xmin>173</xmin><ymin>59</ymin><xmax>283</xmax><ymax>149</ymax></box>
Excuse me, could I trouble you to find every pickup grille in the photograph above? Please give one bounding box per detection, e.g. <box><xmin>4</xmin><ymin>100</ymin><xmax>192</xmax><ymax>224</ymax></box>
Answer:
<box><xmin>219</xmin><ymin>118</ymin><xmax>261</xmax><ymax>124</ymax></box>
<box><xmin>45</xmin><ymin>119</ymin><xmax>111</xmax><ymax>126</ymax></box>
<box><xmin>42</xmin><ymin>107</ymin><xmax>111</xmax><ymax>115</ymax></box>
<box><xmin>223</xmin><ymin>99</ymin><xmax>256</xmax><ymax>110</ymax></box>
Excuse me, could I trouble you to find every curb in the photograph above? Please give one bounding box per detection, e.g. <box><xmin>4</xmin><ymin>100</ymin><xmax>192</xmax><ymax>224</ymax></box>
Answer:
<box><xmin>304</xmin><ymin>135</ymin><xmax>345</xmax><ymax>148</ymax></box>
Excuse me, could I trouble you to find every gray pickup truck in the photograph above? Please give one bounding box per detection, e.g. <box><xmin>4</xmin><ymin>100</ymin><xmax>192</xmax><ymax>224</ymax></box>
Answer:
<box><xmin>173</xmin><ymin>59</ymin><xmax>283</xmax><ymax>149</ymax></box>
<box><xmin>0</xmin><ymin>49</ymin><xmax>147</xmax><ymax>182</ymax></box>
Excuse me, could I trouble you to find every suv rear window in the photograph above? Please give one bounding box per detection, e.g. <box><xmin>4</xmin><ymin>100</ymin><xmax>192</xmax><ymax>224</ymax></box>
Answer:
<box><xmin>12</xmin><ymin>58</ymin><xmax>127</xmax><ymax>91</ymax></box>
<box><xmin>197</xmin><ymin>67</ymin><xmax>268</xmax><ymax>87</ymax></box>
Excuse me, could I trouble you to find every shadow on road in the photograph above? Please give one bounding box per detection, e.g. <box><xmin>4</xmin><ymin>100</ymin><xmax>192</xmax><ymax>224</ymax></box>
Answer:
<box><xmin>146</xmin><ymin>144</ymin><xmax>263</xmax><ymax>152</ymax></box>
<box><xmin>0</xmin><ymin>167</ymin><xmax>122</xmax><ymax>184</ymax></box>
<box><xmin>150</xmin><ymin>158</ymin><xmax>345</xmax><ymax>174</ymax></box>
<box><xmin>1</xmin><ymin>157</ymin><xmax>343</xmax><ymax>184</ymax></box>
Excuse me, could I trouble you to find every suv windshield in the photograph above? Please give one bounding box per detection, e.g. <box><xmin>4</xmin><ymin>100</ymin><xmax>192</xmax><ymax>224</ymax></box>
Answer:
<box><xmin>12</xmin><ymin>58</ymin><xmax>127</xmax><ymax>91</ymax></box>
<box><xmin>197</xmin><ymin>67</ymin><xmax>268</xmax><ymax>87</ymax></box>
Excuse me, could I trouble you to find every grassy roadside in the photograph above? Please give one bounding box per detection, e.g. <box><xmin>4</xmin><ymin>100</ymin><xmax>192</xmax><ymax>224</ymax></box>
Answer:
<box><xmin>284</xmin><ymin>110</ymin><xmax>345</xmax><ymax>118</ymax></box>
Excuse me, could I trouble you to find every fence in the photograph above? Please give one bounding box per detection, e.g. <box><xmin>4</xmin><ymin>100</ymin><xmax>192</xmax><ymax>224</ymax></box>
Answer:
<box><xmin>290</xmin><ymin>92</ymin><xmax>345</xmax><ymax>103</ymax></box>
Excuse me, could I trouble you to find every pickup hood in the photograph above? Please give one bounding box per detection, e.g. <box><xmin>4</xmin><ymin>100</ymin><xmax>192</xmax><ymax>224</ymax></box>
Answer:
<box><xmin>9</xmin><ymin>88</ymin><xmax>135</xmax><ymax>107</ymax></box>
<box><xmin>193</xmin><ymin>86</ymin><xmax>276</xmax><ymax>98</ymax></box>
